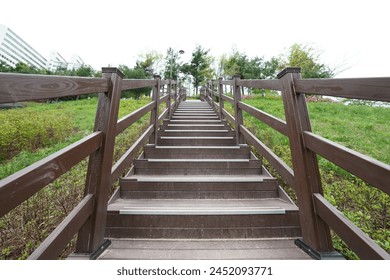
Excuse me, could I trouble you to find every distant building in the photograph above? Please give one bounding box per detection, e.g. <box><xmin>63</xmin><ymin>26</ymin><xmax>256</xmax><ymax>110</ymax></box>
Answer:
<box><xmin>67</xmin><ymin>53</ymin><xmax>85</xmax><ymax>70</ymax></box>
<box><xmin>46</xmin><ymin>51</ymin><xmax>68</xmax><ymax>71</ymax></box>
<box><xmin>0</xmin><ymin>24</ymin><xmax>47</xmax><ymax>69</ymax></box>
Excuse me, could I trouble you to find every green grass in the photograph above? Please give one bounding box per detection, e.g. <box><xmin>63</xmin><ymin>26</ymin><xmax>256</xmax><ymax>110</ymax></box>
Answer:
<box><xmin>0</xmin><ymin>97</ymin><xmax>151</xmax><ymax>259</ymax></box>
<box><xmin>237</xmin><ymin>94</ymin><xmax>390</xmax><ymax>259</ymax></box>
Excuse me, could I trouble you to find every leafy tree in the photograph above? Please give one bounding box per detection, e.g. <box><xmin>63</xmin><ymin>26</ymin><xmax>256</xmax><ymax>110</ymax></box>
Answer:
<box><xmin>182</xmin><ymin>45</ymin><xmax>214</xmax><ymax>94</ymax></box>
<box><xmin>0</xmin><ymin>61</ymin><xmax>13</xmax><ymax>72</ymax></box>
<box><xmin>135</xmin><ymin>51</ymin><xmax>163</xmax><ymax>76</ymax></box>
<box><xmin>163</xmin><ymin>48</ymin><xmax>184</xmax><ymax>80</ymax></box>
<box><xmin>278</xmin><ymin>43</ymin><xmax>335</xmax><ymax>78</ymax></box>
<box><xmin>118</xmin><ymin>65</ymin><xmax>151</xmax><ymax>99</ymax></box>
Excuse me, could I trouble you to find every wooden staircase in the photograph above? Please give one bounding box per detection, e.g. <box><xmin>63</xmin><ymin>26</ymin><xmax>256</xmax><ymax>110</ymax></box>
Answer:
<box><xmin>99</xmin><ymin>100</ymin><xmax>310</xmax><ymax>259</ymax></box>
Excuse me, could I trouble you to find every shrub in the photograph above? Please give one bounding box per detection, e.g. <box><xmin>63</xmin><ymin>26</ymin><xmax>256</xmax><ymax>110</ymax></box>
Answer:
<box><xmin>0</xmin><ymin>109</ymin><xmax>72</xmax><ymax>161</ymax></box>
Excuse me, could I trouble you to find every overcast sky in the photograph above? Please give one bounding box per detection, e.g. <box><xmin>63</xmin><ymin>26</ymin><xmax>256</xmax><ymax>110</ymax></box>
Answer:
<box><xmin>2</xmin><ymin>0</ymin><xmax>389</xmax><ymax>78</ymax></box>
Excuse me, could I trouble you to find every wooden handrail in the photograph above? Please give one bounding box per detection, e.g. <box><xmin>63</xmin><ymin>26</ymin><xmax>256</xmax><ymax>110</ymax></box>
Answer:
<box><xmin>28</xmin><ymin>194</ymin><xmax>94</xmax><ymax>260</ymax></box>
<box><xmin>237</xmin><ymin>79</ymin><xmax>282</xmax><ymax>91</ymax></box>
<box><xmin>0</xmin><ymin>131</ymin><xmax>103</xmax><ymax>218</ymax></box>
<box><xmin>111</xmin><ymin>125</ymin><xmax>154</xmax><ymax>184</ymax></box>
<box><xmin>240</xmin><ymin>125</ymin><xmax>295</xmax><ymax>188</ymax></box>
<box><xmin>121</xmin><ymin>79</ymin><xmax>156</xmax><ymax>90</ymax></box>
<box><xmin>221</xmin><ymin>94</ymin><xmax>234</xmax><ymax>105</ymax></box>
<box><xmin>313</xmin><ymin>193</ymin><xmax>390</xmax><ymax>260</ymax></box>
<box><xmin>0</xmin><ymin>73</ymin><xmax>109</xmax><ymax>103</ymax></box>
<box><xmin>116</xmin><ymin>101</ymin><xmax>155</xmax><ymax>136</ymax></box>
<box><xmin>295</xmin><ymin>77</ymin><xmax>390</xmax><ymax>102</ymax></box>
<box><xmin>303</xmin><ymin>131</ymin><xmax>390</xmax><ymax>194</ymax></box>
<box><xmin>238</xmin><ymin>101</ymin><xmax>288</xmax><ymax>136</ymax></box>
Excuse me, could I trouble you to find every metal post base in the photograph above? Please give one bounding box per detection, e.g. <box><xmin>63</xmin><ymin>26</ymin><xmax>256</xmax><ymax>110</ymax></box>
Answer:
<box><xmin>90</xmin><ymin>239</ymin><xmax>112</xmax><ymax>260</ymax></box>
<box><xmin>295</xmin><ymin>239</ymin><xmax>345</xmax><ymax>260</ymax></box>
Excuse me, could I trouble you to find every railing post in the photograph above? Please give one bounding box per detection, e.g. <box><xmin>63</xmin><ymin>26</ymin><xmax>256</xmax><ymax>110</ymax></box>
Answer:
<box><xmin>167</xmin><ymin>79</ymin><xmax>172</xmax><ymax>119</ymax></box>
<box><xmin>210</xmin><ymin>80</ymin><xmax>215</xmax><ymax>110</ymax></box>
<box><xmin>218</xmin><ymin>77</ymin><xmax>224</xmax><ymax>120</ymax></box>
<box><xmin>232</xmin><ymin>74</ymin><xmax>244</xmax><ymax>144</ymax></box>
<box><xmin>76</xmin><ymin>67</ymin><xmax>123</xmax><ymax>254</ymax></box>
<box><xmin>149</xmin><ymin>75</ymin><xmax>161</xmax><ymax>144</ymax></box>
<box><xmin>277</xmin><ymin>67</ymin><xmax>334</xmax><ymax>256</ymax></box>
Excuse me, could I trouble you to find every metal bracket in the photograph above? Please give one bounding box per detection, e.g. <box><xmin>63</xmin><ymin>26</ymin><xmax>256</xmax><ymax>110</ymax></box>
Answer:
<box><xmin>90</xmin><ymin>239</ymin><xmax>111</xmax><ymax>260</ymax></box>
<box><xmin>295</xmin><ymin>239</ymin><xmax>345</xmax><ymax>260</ymax></box>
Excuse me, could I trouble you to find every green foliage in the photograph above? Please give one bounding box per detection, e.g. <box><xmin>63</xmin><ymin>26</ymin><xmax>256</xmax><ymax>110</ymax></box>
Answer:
<box><xmin>0</xmin><ymin>109</ymin><xmax>72</xmax><ymax>161</ymax></box>
<box><xmin>182</xmin><ymin>45</ymin><xmax>215</xmax><ymax>94</ymax></box>
<box><xmin>0</xmin><ymin>98</ymin><xmax>151</xmax><ymax>259</ymax></box>
<box><xmin>119</xmin><ymin>65</ymin><xmax>152</xmax><ymax>99</ymax></box>
<box><xmin>220</xmin><ymin>49</ymin><xmax>279</xmax><ymax>80</ymax></box>
<box><xmin>278</xmin><ymin>43</ymin><xmax>335</xmax><ymax>78</ymax></box>
<box><xmin>163</xmin><ymin>48</ymin><xmax>185</xmax><ymax>80</ymax></box>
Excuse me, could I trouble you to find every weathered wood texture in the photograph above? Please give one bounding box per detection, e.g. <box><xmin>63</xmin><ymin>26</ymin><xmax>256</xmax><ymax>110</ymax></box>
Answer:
<box><xmin>237</xmin><ymin>79</ymin><xmax>283</xmax><ymax>91</ymax></box>
<box><xmin>121</xmin><ymin>79</ymin><xmax>156</xmax><ymax>90</ymax></box>
<box><xmin>0</xmin><ymin>132</ymin><xmax>102</xmax><ymax>218</ymax></box>
<box><xmin>76</xmin><ymin>68</ymin><xmax>124</xmax><ymax>253</ymax></box>
<box><xmin>116</xmin><ymin>101</ymin><xmax>154</xmax><ymax>135</ymax></box>
<box><xmin>278</xmin><ymin>68</ymin><xmax>333</xmax><ymax>252</ymax></box>
<box><xmin>240</xmin><ymin>125</ymin><xmax>295</xmax><ymax>188</ymax></box>
<box><xmin>303</xmin><ymin>132</ymin><xmax>390</xmax><ymax>194</ymax></box>
<box><xmin>0</xmin><ymin>73</ymin><xmax>109</xmax><ymax>103</ymax></box>
<box><xmin>295</xmin><ymin>77</ymin><xmax>390</xmax><ymax>102</ymax></box>
<box><xmin>238</xmin><ymin>101</ymin><xmax>288</xmax><ymax>135</ymax></box>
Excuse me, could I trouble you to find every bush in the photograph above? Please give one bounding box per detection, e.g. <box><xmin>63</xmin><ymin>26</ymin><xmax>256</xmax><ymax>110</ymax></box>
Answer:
<box><xmin>0</xmin><ymin>109</ymin><xmax>72</xmax><ymax>161</ymax></box>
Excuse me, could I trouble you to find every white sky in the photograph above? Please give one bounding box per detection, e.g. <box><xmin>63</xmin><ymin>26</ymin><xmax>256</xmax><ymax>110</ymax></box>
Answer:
<box><xmin>2</xmin><ymin>0</ymin><xmax>389</xmax><ymax>78</ymax></box>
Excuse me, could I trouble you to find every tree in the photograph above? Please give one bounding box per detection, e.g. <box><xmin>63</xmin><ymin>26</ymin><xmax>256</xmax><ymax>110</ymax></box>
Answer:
<box><xmin>118</xmin><ymin>65</ymin><xmax>151</xmax><ymax>99</ymax></box>
<box><xmin>278</xmin><ymin>43</ymin><xmax>335</xmax><ymax>78</ymax></box>
<box><xmin>135</xmin><ymin>51</ymin><xmax>163</xmax><ymax>77</ymax></box>
<box><xmin>182</xmin><ymin>45</ymin><xmax>214</xmax><ymax>94</ymax></box>
<box><xmin>163</xmin><ymin>48</ymin><xmax>184</xmax><ymax>80</ymax></box>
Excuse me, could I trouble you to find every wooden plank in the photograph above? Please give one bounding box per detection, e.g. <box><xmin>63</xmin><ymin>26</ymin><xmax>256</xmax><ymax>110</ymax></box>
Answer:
<box><xmin>159</xmin><ymin>94</ymin><xmax>169</xmax><ymax>103</ymax></box>
<box><xmin>111</xmin><ymin>125</ymin><xmax>154</xmax><ymax>184</ymax></box>
<box><xmin>303</xmin><ymin>131</ymin><xmax>390</xmax><ymax>195</ymax></box>
<box><xmin>238</xmin><ymin>102</ymin><xmax>288</xmax><ymax>136</ymax></box>
<box><xmin>0</xmin><ymin>73</ymin><xmax>109</xmax><ymax>103</ymax></box>
<box><xmin>121</xmin><ymin>79</ymin><xmax>155</xmax><ymax>90</ymax></box>
<box><xmin>313</xmin><ymin>194</ymin><xmax>390</xmax><ymax>260</ymax></box>
<box><xmin>221</xmin><ymin>80</ymin><xmax>233</xmax><ymax>86</ymax></box>
<box><xmin>158</xmin><ymin>107</ymin><xmax>169</xmax><ymax>123</ymax></box>
<box><xmin>76</xmin><ymin>68</ymin><xmax>123</xmax><ymax>253</ymax></box>
<box><xmin>295</xmin><ymin>77</ymin><xmax>390</xmax><ymax>102</ymax></box>
<box><xmin>116</xmin><ymin>101</ymin><xmax>154</xmax><ymax>135</ymax></box>
<box><xmin>28</xmin><ymin>194</ymin><xmax>94</xmax><ymax>260</ymax></box>
<box><xmin>222</xmin><ymin>108</ymin><xmax>235</xmax><ymax>124</ymax></box>
<box><xmin>240</xmin><ymin>125</ymin><xmax>295</xmax><ymax>188</ymax></box>
<box><xmin>160</xmin><ymin>80</ymin><xmax>170</xmax><ymax>86</ymax></box>
<box><xmin>0</xmin><ymin>132</ymin><xmax>102</xmax><ymax>218</ymax></box>
<box><xmin>221</xmin><ymin>94</ymin><xmax>234</xmax><ymax>105</ymax></box>
<box><xmin>237</xmin><ymin>79</ymin><xmax>283</xmax><ymax>91</ymax></box>
<box><xmin>279</xmin><ymin>68</ymin><xmax>332</xmax><ymax>252</ymax></box>
<box><xmin>233</xmin><ymin>76</ymin><xmax>244</xmax><ymax>144</ymax></box>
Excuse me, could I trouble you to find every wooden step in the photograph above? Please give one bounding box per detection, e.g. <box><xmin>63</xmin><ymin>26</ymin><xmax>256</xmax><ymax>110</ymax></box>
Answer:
<box><xmin>161</xmin><ymin>124</ymin><xmax>229</xmax><ymax>130</ymax></box>
<box><xmin>105</xmin><ymin>198</ymin><xmax>300</xmax><ymax>239</ymax></box>
<box><xmin>98</xmin><ymin>239</ymin><xmax>311</xmax><ymax>260</ymax></box>
<box><xmin>158</xmin><ymin>130</ymin><xmax>235</xmax><ymax>137</ymax></box>
<box><xmin>157</xmin><ymin>136</ymin><xmax>236</xmax><ymax>146</ymax></box>
<box><xmin>143</xmin><ymin>145</ymin><xmax>250</xmax><ymax>159</ymax></box>
<box><xmin>120</xmin><ymin>175</ymin><xmax>279</xmax><ymax>199</ymax></box>
<box><xmin>134</xmin><ymin>159</ymin><xmax>262</xmax><ymax>175</ymax></box>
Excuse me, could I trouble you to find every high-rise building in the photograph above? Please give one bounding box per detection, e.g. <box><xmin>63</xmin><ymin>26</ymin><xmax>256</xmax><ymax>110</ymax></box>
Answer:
<box><xmin>68</xmin><ymin>53</ymin><xmax>85</xmax><ymax>70</ymax></box>
<box><xmin>0</xmin><ymin>24</ymin><xmax>47</xmax><ymax>69</ymax></box>
<box><xmin>46</xmin><ymin>51</ymin><xmax>68</xmax><ymax>71</ymax></box>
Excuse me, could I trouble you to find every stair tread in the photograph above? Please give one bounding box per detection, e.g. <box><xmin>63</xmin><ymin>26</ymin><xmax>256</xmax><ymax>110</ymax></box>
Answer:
<box><xmin>98</xmin><ymin>238</ymin><xmax>311</xmax><ymax>260</ymax></box>
<box><xmin>108</xmin><ymin>198</ymin><xmax>298</xmax><ymax>214</ymax></box>
<box><xmin>122</xmin><ymin>174</ymin><xmax>274</xmax><ymax>182</ymax></box>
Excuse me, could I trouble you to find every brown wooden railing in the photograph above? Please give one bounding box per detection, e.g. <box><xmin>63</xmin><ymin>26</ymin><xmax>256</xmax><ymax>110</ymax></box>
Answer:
<box><xmin>206</xmin><ymin>68</ymin><xmax>390</xmax><ymax>260</ymax></box>
<box><xmin>0</xmin><ymin>68</ymin><xmax>185</xmax><ymax>259</ymax></box>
